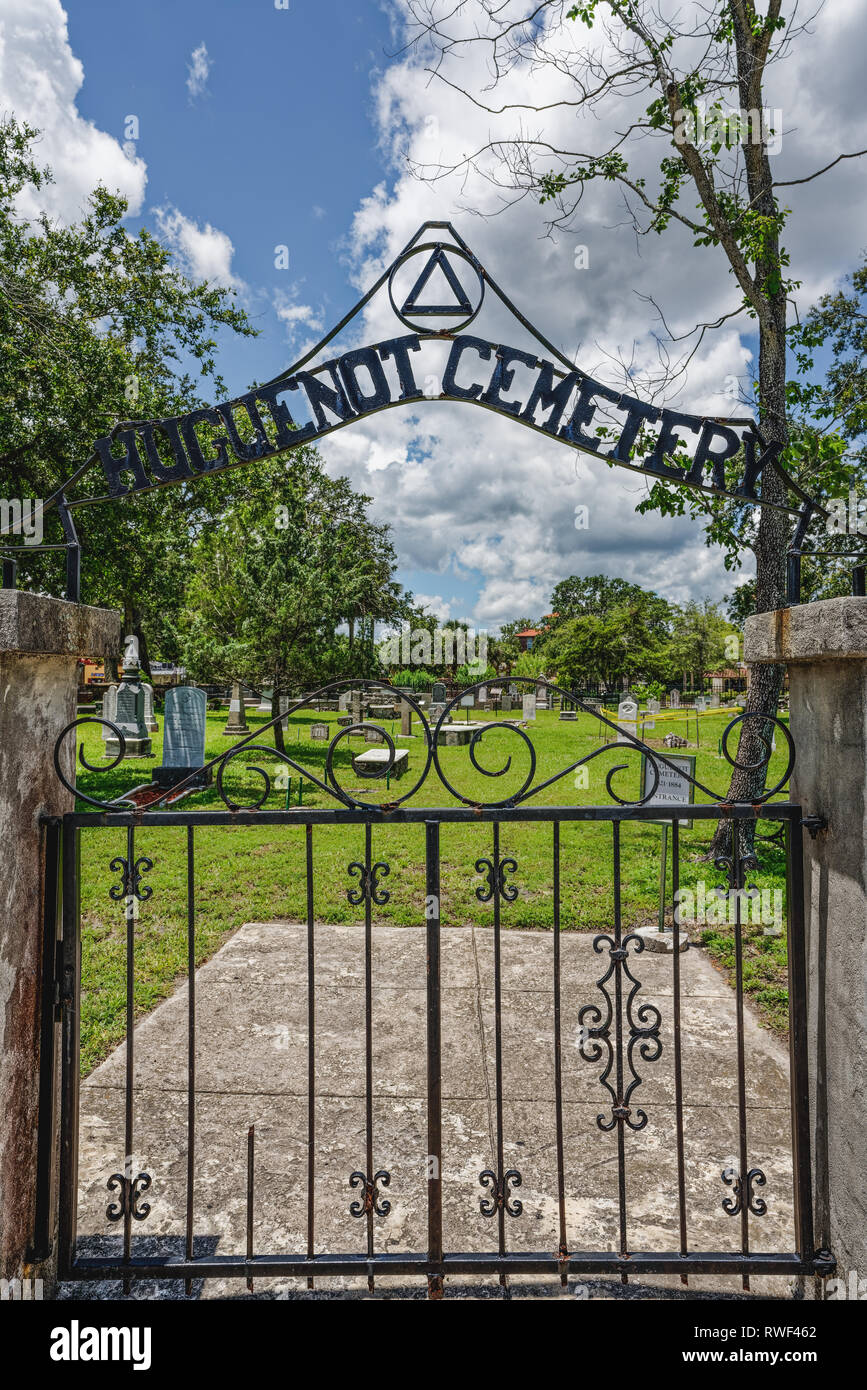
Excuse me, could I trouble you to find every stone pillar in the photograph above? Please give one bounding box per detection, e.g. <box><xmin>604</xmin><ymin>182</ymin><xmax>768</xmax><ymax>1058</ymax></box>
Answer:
<box><xmin>0</xmin><ymin>591</ymin><xmax>121</xmax><ymax>1286</ymax></box>
<box><xmin>744</xmin><ymin>597</ymin><xmax>867</xmax><ymax>1292</ymax></box>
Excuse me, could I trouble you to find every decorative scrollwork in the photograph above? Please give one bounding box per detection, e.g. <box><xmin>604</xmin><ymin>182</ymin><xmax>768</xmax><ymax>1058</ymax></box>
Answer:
<box><xmin>106</xmin><ymin>1170</ymin><xmax>152</xmax><ymax>1222</ymax></box>
<box><xmin>479</xmin><ymin>1168</ymin><xmax>523</xmax><ymax>1217</ymax></box>
<box><xmin>474</xmin><ymin>856</ymin><xmax>518</xmax><ymax>903</ymax></box>
<box><xmin>721</xmin><ymin>1166</ymin><xmax>767</xmax><ymax>1217</ymax></box>
<box><xmin>347</xmin><ymin>860</ymin><xmax>391</xmax><ymax>906</ymax></box>
<box><xmin>578</xmin><ymin>933</ymin><xmax>662</xmax><ymax>1132</ymax></box>
<box><xmin>108</xmin><ymin>854</ymin><xmax>153</xmax><ymax>903</ymax></box>
<box><xmin>54</xmin><ymin>677</ymin><xmax>795</xmax><ymax>815</ymax></box>
<box><xmin>349</xmin><ymin>1169</ymin><xmax>391</xmax><ymax>1217</ymax></box>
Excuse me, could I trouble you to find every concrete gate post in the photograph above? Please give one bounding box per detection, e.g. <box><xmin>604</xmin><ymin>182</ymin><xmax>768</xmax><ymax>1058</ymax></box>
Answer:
<box><xmin>0</xmin><ymin>591</ymin><xmax>120</xmax><ymax>1290</ymax></box>
<box><xmin>745</xmin><ymin>596</ymin><xmax>867</xmax><ymax>1295</ymax></box>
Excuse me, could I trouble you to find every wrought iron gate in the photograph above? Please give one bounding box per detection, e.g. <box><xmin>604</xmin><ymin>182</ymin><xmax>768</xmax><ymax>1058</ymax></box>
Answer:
<box><xmin>36</xmin><ymin>681</ymin><xmax>831</xmax><ymax>1295</ymax></box>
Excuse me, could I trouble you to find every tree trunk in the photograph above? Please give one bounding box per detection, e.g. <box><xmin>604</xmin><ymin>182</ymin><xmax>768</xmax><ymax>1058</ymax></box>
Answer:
<box><xmin>272</xmin><ymin>685</ymin><xmax>285</xmax><ymax>754</ymax></box>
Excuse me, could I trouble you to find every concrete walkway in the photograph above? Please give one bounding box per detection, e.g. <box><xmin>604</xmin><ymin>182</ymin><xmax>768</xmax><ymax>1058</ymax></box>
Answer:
<box><xmin>63</xmin><ymin>923</ymin><xmax>797</xmax><ymax>1300</ymax></box>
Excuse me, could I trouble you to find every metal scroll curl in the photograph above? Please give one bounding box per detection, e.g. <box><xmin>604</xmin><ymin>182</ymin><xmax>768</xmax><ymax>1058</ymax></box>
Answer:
<box><xmin>53</xmin><ymin>716</ymin><xmax>139</xmax><ymax>811</ymax></box>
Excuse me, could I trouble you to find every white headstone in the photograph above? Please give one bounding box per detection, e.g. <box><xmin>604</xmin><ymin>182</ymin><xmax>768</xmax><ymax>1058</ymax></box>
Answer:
<box><xmin>669</xmin><ymin>689</ymin><xmax>681</xmax><ymax>709</ymax></box>
<box><xmin>258</xmin><ymin>686</ymin><xmax>274</xmax><ymax>712</ymax></box>
<box><xmin>647</xmin><ymin>697</ymin><xmax>661</xmax><ymax>715</ymax></box>
<box><xmin>522</xmin><ymin>693</ymin><xmax>537</xmax><ymax>722</ymax></box>
<box><xmin>101</xmin><ymin>684</ymin><xmax>118</xmax><ymax>739</ymax></box>
<box><xmin>310</xmin><ymin>722</ymin><xmax>329</xmax><ymax>741</ymax></box>
<box><xmin>617</xmin><ymin>698</ymin><xmax>638</xmax><ymax>742</ymax></box>
<box><xmin>142</xmin><ymin>681</ymin><xmax>158</xmax><ymax>733</ymax></box>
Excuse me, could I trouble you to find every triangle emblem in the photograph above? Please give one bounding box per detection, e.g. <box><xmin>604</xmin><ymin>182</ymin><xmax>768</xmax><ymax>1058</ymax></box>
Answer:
<box><xmin>401</xmin><ymin>247</ymin><xmax>473</xmax><ymax>316</ymax></box>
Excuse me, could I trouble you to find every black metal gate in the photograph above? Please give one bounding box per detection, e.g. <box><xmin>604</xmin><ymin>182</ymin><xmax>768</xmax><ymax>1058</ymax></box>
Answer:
<box><xmin>36</xmin><ymin>682</ymin><xmax>831</xmax><ymax>1296</ymax></box>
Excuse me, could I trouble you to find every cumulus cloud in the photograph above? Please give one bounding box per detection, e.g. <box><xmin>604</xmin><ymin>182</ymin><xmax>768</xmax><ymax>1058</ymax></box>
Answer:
<box><xmin>186</xmin><ymin>41</ymin><xmax>211</xmax><ymax>100</ymax></box>
<box><xmin>310</xmin><ymin>0</ymin><xmax>867</xmax><ymax>624</ymax></box>
<box><xmin>153</xmin><ymin>205</ymin><xmax>244</xmax><ymax>290</ymax></box>
<box><xmin>0</xmin><ymin>0</ymin><xmax>146</xmax><ymax>222</ymax></box>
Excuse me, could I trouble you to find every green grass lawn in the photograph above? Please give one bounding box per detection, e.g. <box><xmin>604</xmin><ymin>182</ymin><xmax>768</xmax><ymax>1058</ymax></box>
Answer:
<box><xmin>73</xmin><ymin>703</ymin><xmax>793</xmax><ymax>1071</ymax></box>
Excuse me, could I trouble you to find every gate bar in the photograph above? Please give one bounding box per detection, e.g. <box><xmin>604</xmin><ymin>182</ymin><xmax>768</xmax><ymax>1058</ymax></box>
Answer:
<box><xmin>425</xmin><ymin>819</ymin><xmax>443</xmax><ymax>1299</ymax></box>
<box><xmin>31</xmin><ymin>817</ymin><xmax>62</xmax><ymax>1262</ymax></box>
<box><xmin>58</xmin><ymin>816</ymin><xmax>81</xmax><ymax>1276</ymax></box>
<box><xmin>787</xmin><ymin>816</ymin><xmax>816</xmax><ymax>1264</ymax></box>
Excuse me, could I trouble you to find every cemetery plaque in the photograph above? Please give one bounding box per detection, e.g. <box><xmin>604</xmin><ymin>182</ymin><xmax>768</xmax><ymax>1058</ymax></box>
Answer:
<box><xmin>641</xmin><ymin>753</ymin><xmax>696</xmax><ymax>829</ymax></box>
<box><xmin>310</xmin><ymin>722</ymin><xmax>329</xmax><ymax>740</ymax></box>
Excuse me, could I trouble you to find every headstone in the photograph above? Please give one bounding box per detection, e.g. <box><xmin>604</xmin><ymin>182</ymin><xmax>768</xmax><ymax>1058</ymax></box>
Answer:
<box><xmin>710</xmin><ymin>691</ymin><xmax>721</xmax><ymax>708</ymax></box>
<box><xmin>400</xmin><ymin>700</ymin><xmax>412</xmax><ymax>737</ymax></box>
<box><xmin>695</xmin><ymin>695</ymin><xmax>707</xmax><ymax>712</ymax></box>
<box><xmin>478</xmin><ymin>686</ymin><xmax>487</xmax><ymax>703</ymax></box>
<box><xmin>509</xmin><ymin>683</ymin><xmax>518</xmax><ymax>699</ymax></box>
<box><xmin>522</xmin><ymin>693</ymin><xmax>537</xmax><ymax>722</ymax></box>
<box><xmin>105</xmin><ymin>678</ymin><xmax>152</xmax><ymax>758</ymax></box>
<box><xmin>352</xmin><ymin>747</ymin><xmax>408</xmax><ymax>780</ymax></box>
<box><xmin>500</xmin><ymin>694</ymin><xmax>512</xmax><ymax>712</ymax></box>
<box><xmin>258</xmin><ymin>686</ymin><xmax>274</xmax><ymax>713</ymax></box>
<box><xmin>616</xmin><ymin>698</ymin><xmax>638</xmax><ymax>743</ymax></box>
<box><xmin>101</xmin><ymin>683</ymin><xmax>118</xmax><ymax>739</ymax></box>
<box><xmin>431</xmin><ymin>681</ymin><xmax>447</xmax><ymax>705</ymax></box>
<box><xmin>364</xmin><ymin>726</ymin><xmax>385</xmax><ymax>743</ymax></box>
<box><xmin>350</xmin><ymin>690</ymin><xmax>362</xmax><ymax>725</ymax></box>
<box><xmin>338</xmin><ymin>691</ymin><xmax>352</xmax><ymax>712</ymax></box>
<box><xmin>153</xmin><ymin>686</ymin><xmax>208</xmax><ymax>788</ymax></box>
<box><xmin>310</xmin><ymin>722</ymin><xmax>329</xmax><ymax>740</ymax></box>
<box><xmin>222</xmin><ymin>680</ymin><xmax>249</xmax><ymax>736</ymax></box>
<box><xmin>647</xmin><ymin>697</ymin><xmax>661</xmax><ymax>715</ymax></box>
<box><xmin>668</xmin><ymin>689</ymin><xmax>681</xmax><ymax>709</ymax></box>
<box><xmin>142</xmin><ymin>681</ymin><xmax>158</xmax><ymax>733</ymax></box>
<box><xmin>279</xmin><ymin>694</ymin><xmax>290</xmax><ymax>729</ymax></box>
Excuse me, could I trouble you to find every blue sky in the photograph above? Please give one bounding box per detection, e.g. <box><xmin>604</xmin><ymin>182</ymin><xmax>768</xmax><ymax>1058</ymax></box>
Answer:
<box><xmin>4</xmin><ymin>0</ymin><xmax>866</xmax><ymax>631</ymax></box>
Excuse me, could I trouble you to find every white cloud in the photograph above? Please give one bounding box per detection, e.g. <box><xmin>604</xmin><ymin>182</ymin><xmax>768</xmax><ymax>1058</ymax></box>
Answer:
<box><xmin>310</xmin><ymin>0</ymin><xmax>867</xmax><ymax>622</ymax></box>
<box><xmin>0</xmin><ymin>0</ymin><xmax>146</xmax><ymax>222</ymax></box>
<box><xmin>153</xmin><ymin>205</ymin><xmax>244</xmax><ymax>290</ymax></box>
<box><xmin>186</xmin><ymin>41</ymin><xmax>211</xmax><ymax>100</ymax></box>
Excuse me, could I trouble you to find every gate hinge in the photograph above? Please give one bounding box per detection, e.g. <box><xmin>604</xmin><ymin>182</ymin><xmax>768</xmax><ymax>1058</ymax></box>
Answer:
<box><xmin>801</xmin><ymin>813</ymin><xmax>828</xmax><ymax>839</ymax></box>
<box><xmin>811</xmin><ymin>1248</ymin><xmax>836</xmax><ymax>1278</ymax></box>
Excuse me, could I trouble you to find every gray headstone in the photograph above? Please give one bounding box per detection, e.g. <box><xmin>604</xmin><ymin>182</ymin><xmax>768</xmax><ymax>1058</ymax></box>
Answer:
<box><xmin>647</xmin><ymin>697</ymin><xmax>661</xmax><ymax>714</ymax></box>
<box><xmin>162</xmin><ymin>686</ymin><xmax>207</xmax><ymax>768</ymax></box>
<box><xmin>338</xmin><ymin>691</ymin><xmax>352</xmax><ymax>711</ymax></box>
<box><xmin>710</xmin><ymin>691</ymin><xmax>721</xmax><ymax>708</ymax></box>
<box><xmin>500</xmin><ymin>694</ymin><xmax>512</xmax><ymax>712</ymax></box>
<box><xmin>310</xmin><ymin>722</ymin><xmax>329</xmax><ymax>740</ymax></box>
<box><xmin>364</xmin><ymin>726</ymin><xmax>385</xmax><ymax>743</ymax></box>
<box><xmin>258</xmin><ymin>686</ymin><xmax>273</xmax><ymax>712</ymax></box>
<box><xmin>400</xmin><ymin>700</ymin><xmax>412</xmax><ymax>737</ymax></box>
<box><xmin>431</xmin><ymin>682</ymin><xmax>447</xmax><ymax>705</ymax></box>
<box><xmin>105</xmin><ymin>678</ymin><xmax>152</xmax><ymax>757</ymax></box>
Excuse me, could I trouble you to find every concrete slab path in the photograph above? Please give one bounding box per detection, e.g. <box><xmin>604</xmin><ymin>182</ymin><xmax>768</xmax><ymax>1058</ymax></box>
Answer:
<box><xmin>62</xmin><ymin>923</ymin><xmax>798</xmax><ymax>1301</ymax></box>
